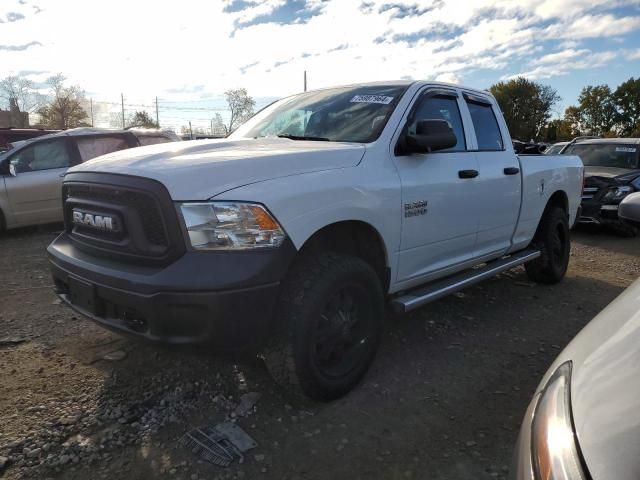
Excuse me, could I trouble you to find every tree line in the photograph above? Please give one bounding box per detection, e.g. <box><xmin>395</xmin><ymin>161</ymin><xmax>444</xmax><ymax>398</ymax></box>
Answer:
<box><xmin>489</xmin><ymin>76</ymin><xmax>640</xmax><ymax>142</ymax></box>
<box><xmin>0</xmin><ymin>74</ymin><xmax>255</xmax><ymax>133</ymax></box>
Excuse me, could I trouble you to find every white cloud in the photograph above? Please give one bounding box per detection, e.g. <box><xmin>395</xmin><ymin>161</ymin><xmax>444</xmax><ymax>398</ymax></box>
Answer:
<box><xmin>1</xmin><ymin>0</ymin><xmax>638</xmax><ymax>129</ymax></box>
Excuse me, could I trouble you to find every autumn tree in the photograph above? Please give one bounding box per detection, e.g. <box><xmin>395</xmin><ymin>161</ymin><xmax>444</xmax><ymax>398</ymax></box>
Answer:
<box><xmin>212</xmin><ymin>88</ymin><xmax>256</xmax><ymax>135</ymax></box>
<box><xmin>37</xmin><ymin>74</ymin><xmax>89</xmax><ymax>129</ymax></box>
<box><xmin>575</xmin><ymin>85</ymin><xmax>618</xmax><ymax>136</ymax></box>
<box><xmin>127</xmin><ymin>110</ymin><xmax>158</xmax><ymax>129</ymax></box>
<box><xmin>614</xmin><ymin>77</ymin><xmax>640</xmax><ymax>136</ymax></box>
<box><xmin>489</xmin><ymin>77</ymin><xmax>560</xmax><ymax>141</ymax></box>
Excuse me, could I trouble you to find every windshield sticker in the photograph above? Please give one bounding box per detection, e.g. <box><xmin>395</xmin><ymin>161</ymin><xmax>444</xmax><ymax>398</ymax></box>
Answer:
<box><xmin>350</xmin><ymin>95</ymin><xmax>394</xmax><ymax>105</ymax></box>
<box><xmin>616</xmin><ymin>147</ymin><xmax>637</xmax><ymax>153</ymax></box>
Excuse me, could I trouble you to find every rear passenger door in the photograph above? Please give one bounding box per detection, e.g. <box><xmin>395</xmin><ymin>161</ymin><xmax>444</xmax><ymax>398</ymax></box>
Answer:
<box><xmin>462</xmin><ymin>92</ymin><xmax>521</xmax><ymax>258</ymax></box>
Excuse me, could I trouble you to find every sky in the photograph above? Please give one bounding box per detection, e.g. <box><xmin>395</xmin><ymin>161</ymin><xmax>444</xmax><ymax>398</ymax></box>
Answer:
<box><xmin>1</xmin><ymin>0</ymin><xmax>639</xmax><ymax>131</ymax></box>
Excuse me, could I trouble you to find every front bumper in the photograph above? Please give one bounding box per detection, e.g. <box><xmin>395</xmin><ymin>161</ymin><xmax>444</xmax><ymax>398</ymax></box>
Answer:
<box><xmin>578</xmin><ymin>200</ymin><xmax>623</xmax><ymax>225</ymax></box>
<box><xmin>510</xmin><ymin>395</ymin><xmax>537</xmax><ymax>479</ymax></box>
<box><xmin>48</xmin><ymin>233</ymin><xmax>296</xmax><ymax>351</ymax></box>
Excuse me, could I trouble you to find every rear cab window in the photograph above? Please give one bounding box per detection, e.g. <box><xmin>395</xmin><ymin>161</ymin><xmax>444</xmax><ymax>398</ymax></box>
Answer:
<box><xmin>464</xmin><ymin>94</ymin><xmax>504</xmax><ymax>151</ymax></box>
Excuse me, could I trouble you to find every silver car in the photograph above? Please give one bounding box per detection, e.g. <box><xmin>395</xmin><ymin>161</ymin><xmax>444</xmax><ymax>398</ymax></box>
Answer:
<box><xmin>0</xmin><ymin>128</ymin><xmax>179</xmax><ymax>231</ymax></box>
<box><xmin>512</xmin><ymin>216</ymin><xmax>640</xmax><ymax>480</ymax></box>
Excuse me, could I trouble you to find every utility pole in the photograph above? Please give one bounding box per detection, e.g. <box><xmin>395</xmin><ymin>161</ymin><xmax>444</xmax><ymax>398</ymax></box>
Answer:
<box><xmin>121</xmin><ymin>93</ymin><xmax>125</xmax><ymax>129</ymax></box>
<box><xmin>90</xmin><ymin>98</ymin><xmax>94</xmax><ymax>127</ymax></box>
<box><xmin>155</xmin><ymin>96</ymin><xmax>159</xmax><ymax>128</ymax></box>
<box><xmin>189</xmin><ymin>121</ymin><xmax>193</xmax><ymax>140</ymax></box>
<box><xmin>304</xmin><ymin>70</ymin><xmax>307</xmax><ymax>92</ymax></box>
<box><xmin>210</xmin><ymin>118</ymin><xmax>214</xmax><ymax>136</ymax></box>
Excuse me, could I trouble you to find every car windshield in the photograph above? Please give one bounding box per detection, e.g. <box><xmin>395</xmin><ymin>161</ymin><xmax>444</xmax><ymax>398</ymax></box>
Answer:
<box><xmin>231</xmin><ymin>85</ymin><xmax>409</xmax><ymax>143</ymax></box>
<box><xmin>544</xmin><ymin>143</ymin><xmax>565</xmax><ymax>155</ymax></box>
<box><xmin>564</xmin><ymin>143</ymin><xmax>639</xmax><ymax>169</ymax></box>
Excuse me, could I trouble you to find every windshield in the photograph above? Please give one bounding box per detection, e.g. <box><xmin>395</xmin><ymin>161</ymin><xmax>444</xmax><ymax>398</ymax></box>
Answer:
<box><xmin>231</xmin><ymin>85</ymin><xmax>409</xmax><ymax>143</ymax></box>
<box><xmin>565</xmin><ymin>143</ymin><xmax>639</xmax><ymax>169</ymax></box>
<box><xmin>544</xmin><ymin>143</ymin><xmax>565</xmax><ymax>155</ymax></box>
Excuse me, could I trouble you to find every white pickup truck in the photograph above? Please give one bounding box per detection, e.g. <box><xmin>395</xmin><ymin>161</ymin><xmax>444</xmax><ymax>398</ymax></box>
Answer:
<box><xmin>48</xmin><ymin>81</ymin><xmax>583</xmax><ymax>400</ymax></box>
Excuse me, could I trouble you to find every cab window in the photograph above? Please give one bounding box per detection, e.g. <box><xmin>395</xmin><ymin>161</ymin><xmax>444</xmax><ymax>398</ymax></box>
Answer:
<box><xmin>411</xmin><ymin>94</ymin><xmax>466</xmax><ymax>151</ymax></box>
<box><xmin>466</xmin><ymin>100</ymin><xmax>504</xmax><ymax>151</ymax></box>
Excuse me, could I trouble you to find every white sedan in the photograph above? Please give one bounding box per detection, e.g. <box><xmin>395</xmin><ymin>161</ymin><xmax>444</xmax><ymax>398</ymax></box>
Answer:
<box><xmin>511</xmin><ymin>198</ymin><xmax>640</xmax><ymax>480</ymax></box>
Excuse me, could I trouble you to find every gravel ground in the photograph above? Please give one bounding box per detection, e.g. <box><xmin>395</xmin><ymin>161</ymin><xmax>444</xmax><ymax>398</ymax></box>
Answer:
<box><xmin>1</xmin><ymin>223</ymin><xmax>639</xmax><ymax>480</ymax></box>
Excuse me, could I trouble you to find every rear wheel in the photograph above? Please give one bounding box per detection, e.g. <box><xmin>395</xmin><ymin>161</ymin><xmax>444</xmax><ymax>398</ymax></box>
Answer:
<box><xmin>263</xmin><ymin>252</ymin><xmax>384</xmax><ymax>401</ymax></box>
<box><xmin>525</xmin><ymin>206</ymin><xmax>570</xmax><ymax>284</ymax></box>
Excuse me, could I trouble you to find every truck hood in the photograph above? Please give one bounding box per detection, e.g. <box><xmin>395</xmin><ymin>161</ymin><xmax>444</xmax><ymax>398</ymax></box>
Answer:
<box><xmin>563</xmin><ymin>278</ymin><xmax>640</xmax><ymax>480</ymax></box>
<box><xmin>69</xmin><ymin>138</ymin><xmax>366</xmax><ymax>200</ymax></box>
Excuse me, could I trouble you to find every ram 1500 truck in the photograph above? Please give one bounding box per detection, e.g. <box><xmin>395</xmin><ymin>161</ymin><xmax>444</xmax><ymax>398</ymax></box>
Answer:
<box><xmin>48</xmin><ymin>81</ymin><xmax>583</xmax><ymax>400</ymax></box>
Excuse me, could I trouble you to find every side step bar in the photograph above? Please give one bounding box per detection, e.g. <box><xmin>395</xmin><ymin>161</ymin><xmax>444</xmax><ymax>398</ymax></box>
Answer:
<box><xmin>391</xmin><ymin>250</ymin><xmax>541</xmax><ymax>313</ymax></box>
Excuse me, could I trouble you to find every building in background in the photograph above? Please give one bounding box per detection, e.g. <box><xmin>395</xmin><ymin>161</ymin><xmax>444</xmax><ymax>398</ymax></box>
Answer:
<box><xmin>0</xmin><ymin>98</ymin><xmax>29</xmax><ymax>128</ymax></box>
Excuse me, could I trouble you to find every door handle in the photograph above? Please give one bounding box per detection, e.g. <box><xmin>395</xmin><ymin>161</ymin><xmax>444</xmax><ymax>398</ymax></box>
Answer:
<box><xmin>504</xmin><ymin>167</ymin><xmax>520</xmax><ymax>175</ymax></box>
<box><xmin>458</xmin><ymin>169</ymin><xmax>479</xmax><ymax>179</ymax></box>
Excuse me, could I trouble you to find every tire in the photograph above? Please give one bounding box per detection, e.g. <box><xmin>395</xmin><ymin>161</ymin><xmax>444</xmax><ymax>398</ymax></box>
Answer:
<box><xmin>525</xmin><ymin>206</ymin><xmax>570</xmax><ymax>284</ymax></box>
<box><xmin>263</xmin><ymin>252</ymin><xmax>384</xmax><ymax>401</ymax></box>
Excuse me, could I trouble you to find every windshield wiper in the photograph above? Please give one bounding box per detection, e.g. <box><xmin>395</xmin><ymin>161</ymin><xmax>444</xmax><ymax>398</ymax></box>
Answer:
<box><xmin>277</xmin><ymin>133</ymin><xmax>331</xmax><ymax>142</ymax></box>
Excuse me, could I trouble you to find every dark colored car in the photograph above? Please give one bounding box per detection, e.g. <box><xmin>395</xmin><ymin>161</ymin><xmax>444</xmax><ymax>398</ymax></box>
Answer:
<box><xmin>0</xmin><ymin>128</ymin><xmax>60</xmax><ymax>153</ymax></box>
<box><xmin>564</xmin><ymin>138</ymin><xmax>640</xmax><ymax>235</ymax></box>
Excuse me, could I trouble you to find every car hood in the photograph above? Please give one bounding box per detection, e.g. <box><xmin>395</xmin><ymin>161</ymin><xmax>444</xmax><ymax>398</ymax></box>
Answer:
<box><xmin>584</xmin><ymin>166</ymin><xmax>640</xmax><ymax>181</ymax></box>
<box><xmin>557</xmin><ymin>278</ymin><xmax>640</xmax><ymax>480</ymax></box>
<box><xmin>69</xmin><ymin>138</ymin><xmax>366</xmax><ymax>200</ymax></box>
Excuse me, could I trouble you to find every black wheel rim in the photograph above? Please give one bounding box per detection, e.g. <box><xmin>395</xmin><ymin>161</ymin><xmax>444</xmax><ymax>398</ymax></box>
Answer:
<box><xmin>312</xmin><ymin>284</ymin><xmax>373</xmax><ymax>379</ymax></box>
<box><xmin>550</xmin><ymin>222</ymin><xmax>568</xmax><ymax>266</ymax></box>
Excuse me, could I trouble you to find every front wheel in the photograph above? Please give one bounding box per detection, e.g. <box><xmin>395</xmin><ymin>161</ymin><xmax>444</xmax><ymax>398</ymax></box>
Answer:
<box><xmin>525</xmin><ymin>206</ymin><xmax>570</xmax><ymax>284</ymax></box>
<box><xmin>263</xmin><ymin>252</ymin><xmax>384</xmax><ymax>401</ymax></box>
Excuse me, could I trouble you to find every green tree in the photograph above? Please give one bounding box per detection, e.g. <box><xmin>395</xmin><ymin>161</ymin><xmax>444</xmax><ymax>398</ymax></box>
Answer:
<box><xmin>489</xmin><ymin>77</ymin><xmax>561</xmax><ymax>141</ymax></box>
<box><xmin>614</xmin><ymin>77</ymin><xmax>640</xmax><ymax>136</ymax></box>
<box><xmin>212</xmin><ymin>88</ymin><xmax>256</xmax><ymax>135</ymax></box>
<box><xmin>576</xmin><ymin>85</ymin><xmax>618</xmax><ymax>136</ymax></box>
<box><xmin>127</xmin><ymin>110</ymin><xmax>158</xmax><ymax>128</ymax></box>
<box><xmin>36</xmin><ymin>74</ymin><xmax>89</xmax><ymax>129</ymax></box>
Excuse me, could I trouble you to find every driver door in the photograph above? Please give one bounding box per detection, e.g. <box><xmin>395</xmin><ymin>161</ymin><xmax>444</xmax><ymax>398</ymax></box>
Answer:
<box><xmin>5</xmin><ymin>138</ymin><xmax>75</xmax><ymax>227</ymax></box>
<box><xmin>393</xmin><ymin>89</ymin><xmax>480</xmax><ymax>287</ymax></box>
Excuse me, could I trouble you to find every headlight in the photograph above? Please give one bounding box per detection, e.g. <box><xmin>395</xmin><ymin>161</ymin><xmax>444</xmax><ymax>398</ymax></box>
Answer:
<box><xmin>531</xmin><ymin>361</ymin><xmax>587</xmax><ymax>480</ymax></box>
<box><xmin>179</xmin><ymin>202</ymin><xmax>286</xmax><ymax>250</ymax></box>
<box><xmin>603</xmin><ymin>185</ymin><xmax>633</xmax><ymax>202</ymax></box>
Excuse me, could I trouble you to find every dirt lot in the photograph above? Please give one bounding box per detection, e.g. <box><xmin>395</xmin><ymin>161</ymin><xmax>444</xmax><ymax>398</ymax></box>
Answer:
<box><xmin>1</xmin><ymin>224</ymin><xmax>639</xmax><ymax>480</ymax></box>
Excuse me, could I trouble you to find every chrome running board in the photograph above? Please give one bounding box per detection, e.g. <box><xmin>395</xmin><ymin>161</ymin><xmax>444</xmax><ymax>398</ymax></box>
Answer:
<box><xmin>391</xmin><ymin>250</ymin><xmax>541</xmax><ymax>313</ymax></box>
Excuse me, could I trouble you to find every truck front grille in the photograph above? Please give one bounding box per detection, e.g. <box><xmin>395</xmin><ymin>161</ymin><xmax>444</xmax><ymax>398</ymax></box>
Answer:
<box><xmin>62</xmin><ymin>173</ymin><xmax>185</xmax><ymax>265</ymax></box>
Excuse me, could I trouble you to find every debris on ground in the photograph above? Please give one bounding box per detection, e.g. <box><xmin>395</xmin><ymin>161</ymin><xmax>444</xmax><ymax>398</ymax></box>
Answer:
<box><xmin>234</xmin><ymin>392</ymin><xmax>262</xmax><ymax>418</ymax></box>
<box><xmin>181</xmin><ymin>422</ymin><xmax>257</xmax><ymax>467</ymax></box>
<box><xmin>103</xmin><ymin>350</ymin><xmax>127</xmax><ymax>361</ymax></box>
<box><xmin>0</xmin><ymin>336</ymin><xmax>28</xmax><ymax>346</ymax></box>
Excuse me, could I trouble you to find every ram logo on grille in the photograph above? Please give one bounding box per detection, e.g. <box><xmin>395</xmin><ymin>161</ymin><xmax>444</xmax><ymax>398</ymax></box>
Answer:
<box><xmin>72</xmin><ymin>210</ymin><xmax>118</xmax><ymax>232</ymax></box>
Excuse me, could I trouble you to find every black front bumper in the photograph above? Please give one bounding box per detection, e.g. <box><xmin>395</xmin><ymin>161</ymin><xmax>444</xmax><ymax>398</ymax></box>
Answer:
<box><xmin>48</xmin><ymin>233</ymin><xmax>296</xmax><ymax>351</ymax></box>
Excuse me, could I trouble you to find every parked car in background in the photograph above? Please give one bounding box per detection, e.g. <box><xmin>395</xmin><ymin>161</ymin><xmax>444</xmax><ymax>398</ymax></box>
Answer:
<box><xmin>0</xmin><ymin>127</ymin><xmax>180</xmax><ymax>231</ymax></box>
<box><xmin>544</xmin><ymin>141</ymin><xmax>568</xmax><ymax>155</ymax></box>
<box><xmin>48</xmin><ymin>81</ymin><xmax>582</xmax><ymax>400</ymax></box>
<box><xmin>0</xmin><ymin>128</ymin><xmax>59</xmax><ymax>153</ymax></box>
<box><xmin>564</xmin><ymin>138</ymin><xmax>640</xmax><ymax>236</ymax></box>
<box><xmin>129</xmin><ymin>128</ymin><xmax>181</xmax><ymax>146</ymax></box>
<box><xmin>620</xmin><ymin>191</ymin><xmax>640</xmax><ymax>225</ymax></box>
<box><xmin>511</xmin><ymin>222</ymin><xmax>640</xmax><ymax>480</ymax></box>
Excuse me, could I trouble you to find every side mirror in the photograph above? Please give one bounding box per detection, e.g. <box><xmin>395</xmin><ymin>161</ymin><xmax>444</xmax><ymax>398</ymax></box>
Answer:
<box><xmin>405</xmin><ymin>119</ymin><xmax>457</xmax><ymax>154</ymax></box>
<box><xmin>9</xmin><ymin>163</ymin><xmax>17</xmax><ymax>177</ymax></box>
<box><xmin>619</xmin><ymin>192</ymin><xmax>640</xmax><ymax>222</ymax></box>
